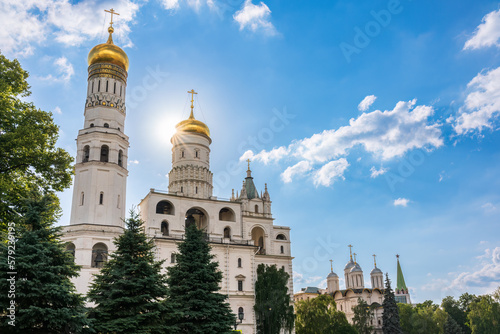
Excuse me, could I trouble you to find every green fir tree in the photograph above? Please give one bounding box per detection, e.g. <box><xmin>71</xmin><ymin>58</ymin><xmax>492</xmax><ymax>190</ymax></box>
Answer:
<box><xmin>0</xmin><ymin>193</ymin><xmax>90</xmax><ymax>333</ymax></box>
<box><xmin>87</xmin><ymin>210</ymin><xmax>174</xmax><ymax>334</ymax></box>
<box><xmin>166</xmin><ymin>223</ymin><xmax>234</xmax><ymax>334</ymax></box>
<box><xmin>352</xmin><ymin>297</ymin><xmax>374</xmax><ymax>334</ymax></box>
<box><xmin>444</xmin><ymin>314</ymin><xmax>464</xmax><ymax>334</ymax></box>
<box><xmin>254</xmin><ymin>264</ymin><xmax>294</xmax><ymax>334</ymax></box>
<box><xmin>382</xmin><ymin>273</ymin><xmax>403</xmax><ymax>334</ymax></box>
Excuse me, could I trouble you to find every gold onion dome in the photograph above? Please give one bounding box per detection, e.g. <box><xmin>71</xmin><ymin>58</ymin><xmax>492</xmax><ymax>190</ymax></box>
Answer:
<box><xmin>88</xmin><ymin>26</ymin><xmax>129</xmax><ymax>71</ymax></box>
<box><xmin>176</xmin><ymin>110</ymin><xmax>211</xmax><ymax>138</ymax></box>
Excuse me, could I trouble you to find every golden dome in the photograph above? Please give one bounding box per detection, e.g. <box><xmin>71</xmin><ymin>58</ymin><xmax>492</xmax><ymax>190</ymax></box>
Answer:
<box><xmin>88</xmin><ymin>26</ymin><xmax>129</xmax><ymax>71</ymax></box>
<box><xmin>176</xmin><ymin>111</ymin><xmax>211</xmax><ymax>138</ymax></box>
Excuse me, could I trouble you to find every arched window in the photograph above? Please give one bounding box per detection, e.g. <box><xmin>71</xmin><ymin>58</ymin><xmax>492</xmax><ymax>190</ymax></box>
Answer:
<box><xmin>100</xmin><ymin>145</ymin><xmax>109</xmax><ymax>162</ymax></box>
<box><xmin>195</xmin><ymin>150</ymin><xmax>199</xmax><ymax>158</ymax></box>
<box><xmin>91</xmin><ymin>243</ymin><xmax>108</xmax><ymax>268</ymax></box>
<box><xmin>98</xmin><ymin>80</ymin><xmax>100</xmax><ymax>92</ymax></box>
<box><xmin>276</xmin><ymin>234</ymin><xmax>287</xmax><ymax>240</ymax></box>
<box><xmin>185</xmin><ymin>208</ymin><xmax>208</xmax><ymax>230</ymax></box>
<box><xmin>280</xmin><ymin>245</ymin><xmax>284</xmax><ymax>254</ymax></box>
<box><xmin>255</xmin><ymin>205</ymin><xmax>259</xmax><ymax>213</ymax></box>
<box><xmin>251</xmin><ymin>226</ymin><xmax>265</xmax><ymax>255</ymax></box>
<box><xmin>219</xmin><ymin>208</ymin><xmax>235</xmax><ymax>221</ymax></box>
<box><xmin>66</xmin><ymin>243</ymin><xmax>75</xmax><ymax>259</ymax></box>
<box><xmin>120</xmin><ymin>85</ymin><xmax>122</xmax><ymax>97</ymax></box>
<box><xmin>238</xmin><ymin>258</ymin><xmax>242</xmax><ymax>268</ymax></box>
<box><xmin>92</xmin><ymin>81</ymin><xmax>94</xmax><ymax>93</ymax></box>
<box><xmin>106</xmin><ymin>80</ymin><xmax>109</xmax><ymax>92</ymax></box>
<box><xmin>83</xmin><ymin>145</ymin><xmax>90</xmax><ymax>162</ymax></box>
<box><xmin>171</xmin><ymin>253</ymin><xmax>176</xmax><ymax>263</ymax></box>
<box><xmin>238</xmin><ymin>280</ymin><xmax>243</xmax><ymax>291</ymax></box>
<box><xmin>223</xmin><ymin>227</ymin><xmax>231</xmax><ymax>239</ymax></box>
<box><xmin>181</xmin><ymin>150</ymin><xmax>185</xmax><ymax>158</ymax></box>
<box><xmin>104</xmin><ymin>123</ymin><xmax>109</xmax><ymax>128</ymax></box>
<box><xmin>180</xmin><ymin>186</ymin><xmax>183</xmax><ymax>193</ymax></box>
<box><xmin>90</xmin><ymin>123</ymin><xmax>94</xmax><ymax>127</ymax></box>
<box><xmin>156</xmin><ymin>200</ymin><xmax>174</xmax><ymax>215</ymax></box>
<box><xmin>99</xmin><ymin>192</ymin><xmax>104</xmax><ymax>205</ymax></box>
<box><xmin>238</xmin><ymin>307</ymin><xmax>244</xmax><ymax>316</ymax></box>
<box><xmin>282</xmin><ymin>265</ymin><xmax>285</xmax><ymax>271</ymax></box>
<box><xmin>195</xmin><ymin>186</ymin><xmax>198</xmax><ymax>194</ymax></box>
<box><xmin>117</xmin><ymin>195</ymin><xmax>120</xmax><ymax>208</ymax></box>
<box><xmin>161</xmin><ymin>221</ymin><xmax>169</xmax><ymax>236</ymax></box>
<box><xmin>114</xmin><ymin>82</ymin><xmax>116</xmax><ymax>94</ymax></box>
<box><xmin>118</xmin><ymin>150</ymin><xmax>123</xmax><ymax>167</ymax></box>
<box><xmin>80</xmin><ymin>192</ymin><xmax>84</xmax><ymax>206</ymax></box>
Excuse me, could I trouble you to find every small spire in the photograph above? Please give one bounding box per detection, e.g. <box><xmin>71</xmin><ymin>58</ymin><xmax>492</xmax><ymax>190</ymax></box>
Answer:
<box><xmin>373</xmin><ymin>254</ymin><xmax>377</xmax><ymax>267</ymax></box>
<box><xmin>104</xmin><ymin>8</ymin><xmax>120</xmax><ymax>44</ymax></box>
<box><xmin>348</xmin><ymin>244</ymin><xmax>353</xmax><ymax>261</ymax></box>
<box><xmin>330</xmin><ymin>259</ymin><xmax>333</xmax><ymax>272</ymax></box>
<box><xmin>188</xmin><ymin>89</ymin><xmax>198</xmax><ymax>119</ymax></box>
<box><xmin>246</xmin><ymin>158</ymin><xmax>252</xmax><ymax>178</ymax></box>
<box><xmin>353</xmin><ymin>252</ymin><xmax>357</xmax><ymax>264</ymax></box>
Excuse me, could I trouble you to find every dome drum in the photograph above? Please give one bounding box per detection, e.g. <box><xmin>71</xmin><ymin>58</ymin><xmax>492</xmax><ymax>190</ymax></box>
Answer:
<box><xmin>88</xmin><ymin>63</ymin><xmax>128</xmax><ymax>84</ymax></box>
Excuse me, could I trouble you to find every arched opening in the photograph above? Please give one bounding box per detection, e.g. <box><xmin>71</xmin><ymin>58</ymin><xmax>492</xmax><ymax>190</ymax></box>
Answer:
<box><xmin>91</xmin><ymin>243</ymin><xmax>108</xmax><ymax>268</ymax></box>
<box><xmin>65</xmin><ymin>243</ymin><xmax>75</xmax><ymax>259</ymax></box>
<box><xmin>251</xmin><ymin>226</ymin><xmax>265</xmax><ymax>255</ymax></box>
<box><xmin>106</xmin><ymin>80</ymin><xmax>108</xmax><ymax>92</ymax></box>
<box><xmin>156</xmin><ymin>200</ymin><xmax>174</xmax><ymax>215</ymax></box>
<box><xmin>181</xmin><ymin>150</ymin><xmax>185</xmax><ymax>158</ymax></box>
<box><xmin>90</xmin><ymin>123</ymin><xmax>94</xmax><ymax>127</ymax></box>
<box><xmin>185</xmin><ymin>208</ymin><xmax>208</xmax><ymax>230</ymax></box>
<box><xmin>171</xmin><ymin>253</ymin><xmax>176</xmax><ymax>263</ymax></box>
<box><xmin>104</xmin><ymin>123</ymin><xmax>109</xmax><ymax>128</ymax></box>
<box><xmin>118</xmin><ymin>150</ymin><xmax>123</xmax><ymax>167</ymax></box>
<box><xmin>255</xmin><ymin>205</ymin><xmax>259</xmax><ymax>213</ymax></box>
<box><xmin>100</xmin><ymin>145</ymin><xmax>109</xmax><ymax>162</ymax></box>
<box><xmin>117</xmin><ymin>195</ymin><xmax>120</xmax><ymax>208</ymax></box>
<box><xmin>219</xmin><ymin>208</ymin><xmax>235</xmax><ymax>221</ymax></box>
<box><xmin>99</xmin><ymin>192</ymin><xmax>104</xmax><ymax>205</ymax></box>
<box><xmin>161</xmin><ymin>221</ymin><xmax>169</xmax><ymax>236</ymax></box>
<box><xmin>223</xmin><ymin>227</ymin><xmax>231</xmax><ymax>239</ymax></box>
<box><xmin>120</xmin><ymin>85</ymin><xmax>122</xmax><ymax>97</ymax></box>
<box><xmin>276</xmin><ymin>234</ymin><xmax>287</xmax><ymax>240</ymax></box>
<box><xmin>98</xmin><ymin>80</ymin><xmax>100</xmax><ymax>92</ymax></box>
<box><xmin>91</xmin><ymin>81</ymin><xmax>94</xmax><ymax>93</ymax></box>
<box><xmin>238</xmin><ymin>280</ymin><xmax>243</xmax><ymax>291</ymax></box>
<box><xmin>114</xmin><ymin>82</ymin><xmax>116</xmax><ymax>94</ymax></box>
<box><xmin>238</xmin><ymin>258</ymin><xmax>242</xmax><ymax>268</ymax></box>
<box><xmin>80</xmin><ymin>192</ymin><xmax>84</xmax><ymax>206</ymax></box>
<box><xmin>83</xmin><ymin>145</ymin><xmax>90</xmax><ymax>162</ymax></box>
<box><xmin>280</xmin><ymin>245</ymin><xmax>284</xmax><ymax>254</ymax></box>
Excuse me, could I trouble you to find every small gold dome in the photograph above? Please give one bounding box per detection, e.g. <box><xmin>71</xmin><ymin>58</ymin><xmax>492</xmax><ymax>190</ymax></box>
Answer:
<box><xmin>88</xmin><ymin>27</ymin><xmax>129</xmax><ymax>71</ymax></box>
<box><xmin>176</xmin><ymin>112</ymin><xmax>211</xmax><ymax>138</ymax></box>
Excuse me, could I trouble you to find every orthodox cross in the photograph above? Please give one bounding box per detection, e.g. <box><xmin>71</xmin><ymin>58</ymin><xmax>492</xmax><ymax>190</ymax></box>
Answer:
<box><xmin>330</xmin><ymin>259</ymin><xmax>333</xmax><ymax>272</ymax></box>
<box><xmin>188</xmin><ymin>89</ymin><xmax>197</xmax><ymax>115</ymax></box>
<box><xmin>246</xmin><ymin>159</ymin><xmax>251</xmax><ymax>170</ymax></box>
<box><xmin>373</xmin><ymin>254</ymin><xmax>377</xmax><ymax>267</ymax></box>
<box><xmin>353</xmin><ymin>252</ymin><xmax>357</xmax><ymax>264</ymax></box>
<box><xmin>348</xmin><ymin>244</ymin><xmax>353</xmax><ymax>260</ymax></box>
<box><xmin>104</xmin><ymin>8</ymin><xmax>120</xmax><ymax>26</ymax></box>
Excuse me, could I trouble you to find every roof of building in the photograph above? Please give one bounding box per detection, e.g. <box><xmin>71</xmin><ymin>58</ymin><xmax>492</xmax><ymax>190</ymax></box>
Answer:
<box><xmin>396</xmin><ymin>257</ymin><xmax>408</xmax><ymax>291</ymax></box>
<box><xmin>350</xmin><ymin>263</ymin><xmax>363</xmax><ymax>273</ymax></box>
<box><xmin>300</xmin><ymin>286</ymin><xmax>321</xmax><ymax>294</ymax></box>
<box><xmin>327</xmin><ymin>271</ymin><xmax>338</xmax><ymax>278</ymax></box>
<box><xmin>344</xmin><ymin>259</ymin><xmax>355</xmax><ymax>270</ymax></box>
<box><xmin>371</xmin><ymin>266</ymin><xmax>383</xmax><ymax>275</ymax></box>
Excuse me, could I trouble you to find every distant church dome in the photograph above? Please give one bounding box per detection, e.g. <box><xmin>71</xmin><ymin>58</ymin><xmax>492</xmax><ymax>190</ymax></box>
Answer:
<box><xmin>350</xmin><ymin>263</ymin><xmax>362</xmax><ymax>273</ymax></box>
<box><xmin>371</xmin><ymin>266</ymin><xmax>382</xmax><ymax>275</ymax></box>
<box><xmin>176</xmin><ymin>112</ymin><xmax>211</xmax><ymax>138</ymax></box>
<box><xmin>327</xmin><ymin>271</ymin><xmax>338</xmax><ymax>278</ymax></box>
<box><xmin>344</xmin><ymin>259</ymin><xmax>355</xmax><ymax>271</ymax></box>
<box><xmin>88</xmin><ymin>26</ymin><xmax>129</xmax><ymax>71</ymax></box>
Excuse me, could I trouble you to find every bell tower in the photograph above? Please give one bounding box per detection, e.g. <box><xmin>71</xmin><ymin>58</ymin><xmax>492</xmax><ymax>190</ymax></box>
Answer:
<box><xmin>69</xmin><ymin>12</ymin><xmax>129</xmax><ymax>227</ymax></box>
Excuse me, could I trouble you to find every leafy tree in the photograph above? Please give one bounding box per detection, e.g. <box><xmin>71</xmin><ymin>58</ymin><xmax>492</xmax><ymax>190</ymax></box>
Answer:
<box><xmin>467</xmin><ymin>294</ymin><xmax>500</xmax><ymax>334</ymax></box>
<box><xmin>254</xmin><ymin>264</ymin><xmax>294</xmax><ymax>334</ymax></box>
<box><xmin>87</xmin><ymin>210</ymin><xmax>175</xmax><ymax>334</ymax></box>
<box><xmin>382</xmin><ymin>273</ymin><xmax>403</xmax><ymax>334</ymax></box>
<box><xmin>0</xmin><ymin>193</ymin><xmax>90</xmax><ymax>333</ymax></box>
<box><xmin>352</xmin><ymin>297</ymin><xmax>374</xmax><ymax>334</ymax></box>
<box><xmin>398</xmin><ymin>301</ymin><xmax>445</xmax><ymax>334</ymax></box>
<box><xmin>444</xmin><ymin>314</ymin><xmax>463</xmax><ymax>334</ymax></box>
<box><xmin>0</xmin><ymin>53</ymin><xmax>73</xmax><ymax>229</ymax></box>
<box><xmin>295</xmin><ymin>294</ymin><xmax>356</xmax><ymax>334</ymax></box>
<box><xmin>166</xmin><ymin>223</ymin><xmax>234</xmax><ymax>334</ymax></box>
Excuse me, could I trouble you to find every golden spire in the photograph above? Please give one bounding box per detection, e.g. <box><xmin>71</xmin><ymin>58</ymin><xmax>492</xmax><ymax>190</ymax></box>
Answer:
<box><xmin>247</xmin><ymin>159</ymin><xmax>251</xmax><ymax>170</ymax></box>
<box><xmin>348</xmin><ymin>244</ymin><xmax>353</xmax><ymax>261</ymax></box>
<box><xmin>105</xmin><ymin>8</ymin><xmax>120</xmax><ymax>27</ymax></box>
<box><xmin>373</xmin><ymin>254</ymin><xmax>377</xmax><ymax>267</ymax></box>
<box><xmin>353</xmin><ymin>252</ymin><xmax>357</xmax><ymax>264</ymax></box>
<box><xmin>104</xmin><ymin>9</ymin><xmax>120</xmax><ymax>44</ymax></box>
<box><xmin>188</xmin><ymin>89</ymin><xmax>198</xmax><ymax>118</ymax></box>
<box><xmin>330</xmin><ymin>259</ymin><xmax>333</xmax><ymax>272</ymax></box>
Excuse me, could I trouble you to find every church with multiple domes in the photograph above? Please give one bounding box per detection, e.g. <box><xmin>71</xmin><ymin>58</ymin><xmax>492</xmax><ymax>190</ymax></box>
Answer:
<box><xmin>61</xmin><ymin>13</ymin><xmax>293</xmax><ymax>334</ymax></box>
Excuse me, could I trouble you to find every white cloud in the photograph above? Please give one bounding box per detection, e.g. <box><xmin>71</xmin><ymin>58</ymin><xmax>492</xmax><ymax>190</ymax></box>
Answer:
<box><xmin>464</xmin><ymin>9</ymin><xmax>500</xmax><ymax>50</ymax></box>
<box><xmin>281</xmin><ymin>161</ymin><xmax>312</xmax><ymax>183</ymax></box>
<box><xmin>54</xmin><ymin>106</ymin><xmax>62</xmax><ymax>115</ymax></box>
<box><xmin>393</xmin><ymin>198</ymin><xmax>409</xmax><ymax>207</ymax></box>
<box><xmin>358</xmin><ymin>95</ymin><xmax>377</xmax><ymax>111</ymax></box>
<box><xmin>0</xmin><ymin>0</ymin><xmax>140</xmax><ymax>56</ymax></box>
<box><xmin>454</xmin><ymin>67</ymin><xmax>500</xmax><ymax>135</ymax></box>
<box><xmin>482</xmin><ymin>202</ymin><xmax>497</xmax><ymax>212</ymax></box>
<box><xmin>240</xmin><ymin>146</ymin><xmax>289</xmax><ymax>165</ymax></box>
<box><xmin>313</xmin><ymin>158</ymin><xmax>349</xmax><ymax>187</ymax></box>
<box><xmin>160</xmin><ymin>0</ymin><xmax>180</xmax><ymax>10</ymax></box>
<box><xmin>39</xmin><ymin>56</ymin><xmax>74</xmax><ymax>83</ymax></box>
<box><xmin>233</xmin><ymin>0</ymin><xmax>277</xmax><ymax>36</ymax></box>
<box><xmin>451</xmin><ymin>247</ymin><xmax>500</xmax><ymax>291</ymax></box>
<box><xmin>370</xmin><ymin>166</ymin><xmax>388</xmax><ymax>178</ymax></box>
<box><xmin>128</xmin><ymin>159</ymin><xmax>139</xmax><ymax>165</ymax></box>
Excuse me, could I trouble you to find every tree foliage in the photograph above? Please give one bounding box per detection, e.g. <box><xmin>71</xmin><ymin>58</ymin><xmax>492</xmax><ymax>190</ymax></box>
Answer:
<box><xmin>166</xmin><ymin>223</ymin><xmax>234</xmax><ymax>334</ymax></box>
<box><xmin>254</xmin><ymin>264</ymin><xmax>294</xmax><ymax>334</ymax></box>
<box><xmin>444</xmin><ymin>314</ymin><xmax>463</xmax><ymax>334</ymax></box>
<box><xmin>0</xmin><ymin>193</ymin><xmax>90</xmax><ymax>333</ymax></box>
<box><xmin>441</xmin><ymin>294</ymin><xmax>475</xmax><ymax>334</ymax></box>
<box><xmin>0</xmin><ymin>52</ymin><xmax>73</xmax><ymax>229</ymax></box>
<box><xmin>382</xmin><ymin>273</ymin><xmax>403</xmax><ymax>334</ymax></box>
<box><xmin>398</xmin><ymin>301</ymin><xmax>446</xmax><ymax>334</ymax></box>
<box><xmin>295</xmin><ymin>294</ymin><xmax>356</xmax><ymax>334</ymax></box>
<box><xmin>87</xmin><ymin>210</ymin><xmax>174</xmax><ymax>334</ymax></box>
<box><xmin>352</xmin><ymin>297</ymin><xmax>374</xmax><ymax>334</ymax></box>
<box><xmin>467</xmin><ymin>294</ymin><xmax>500</xmax><ymax>334</ymax></box>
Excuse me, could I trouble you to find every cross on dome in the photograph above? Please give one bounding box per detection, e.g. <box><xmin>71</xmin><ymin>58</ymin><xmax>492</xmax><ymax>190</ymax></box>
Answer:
<box><xmin>104</xmin><ymin>8</ymin><xmax>120</xmax><ymax>27</ymax></box>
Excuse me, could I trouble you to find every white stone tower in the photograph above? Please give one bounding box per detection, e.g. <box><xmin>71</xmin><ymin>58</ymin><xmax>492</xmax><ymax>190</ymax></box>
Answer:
<box><xmin>327</xmin><ymin>260</ymin><xmax>340</xmax><ymax>293</ymax></box>
<box><xmin>168</xmin><ymin>90</ymin><xmax>213</xmax><ymax>199</ymax></box>
<box><xmin>344</xmin><ymin>244</ymin><xmax>355</xmax><ymax>288</ymax></box>
<box><xmin>69</xmin><ymin>19</ymin><xmax>129</xmax><ymax>227</ymax></box>
<box><xmin>370</xmin><ymin>254</ymin><xmax>384</xmax><ymax>289</ymax></box>
<box><xmin>349</xmin><ymin>253</ymin><xmax>365</xmax><ymax>289</ymax></box>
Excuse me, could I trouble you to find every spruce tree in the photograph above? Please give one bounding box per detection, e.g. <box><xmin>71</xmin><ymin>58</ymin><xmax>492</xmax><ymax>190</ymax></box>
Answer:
<box><xmin>352</xmin><ymin>297</ymin><xmax>374</xmax><ymax>334</ymax></box>
<box><xmin>382</xmin><ymin>273</ymin><xmax>403</xmax><ymax>334</ymax></box>
<box><xmin>166</xmin><ymin>223</ymin><xmax>234</xmax><ymax>333</ymax></box>
<box><xmin>444</xmin><ymin>314</ymin><xmax>463</xmax><ymax>334</ymax></box>
<box><xmin>0</xmin><ymin>193</ymin><xmax>91</xmax><ymax>333</ymax></box>
<box><xmin>87</xmin><ymin>210</ymin><xmax>175</xmax><ymax>334</ymax></box>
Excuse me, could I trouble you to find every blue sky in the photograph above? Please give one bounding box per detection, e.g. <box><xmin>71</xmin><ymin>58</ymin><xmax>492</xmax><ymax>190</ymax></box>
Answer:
<box><xmin>2</xmin><ymin>0</ymin><xmax>500</xmax><ymax>302</ymax></box>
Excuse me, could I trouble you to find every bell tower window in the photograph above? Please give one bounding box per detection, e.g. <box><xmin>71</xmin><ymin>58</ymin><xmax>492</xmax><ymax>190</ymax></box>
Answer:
<box><xmin>118</xmin><ymin>150</ymin><xmax>123</xmax><ymax>167</ymax></box>
<box><xmin>83</xmin><ymin>145</ymin><xmax>90</xmax><ymax>162</ymax></box>
<box><xmin>91</xmin><ymin>81</ymin><xmax>94</xmax><ymax>93</ymax></box>
<box><xmin>80</xmin><ymin>192</ymin><xmax>84</xmax><ymax>206</ymax></box>
<box><xmin>100</xmin><ymin>145</ymin><xmax>109</xmax><ymax>162</ymax></box>
<box><xmin>114</xmin><ymin>82</ymin><xmax>116</xmax><ymax>94</ymax></box>
<box><xmin>98</xmin><ymin>80</ymin><xmax>100</xmax><ymax>92</ymax></box>
<box><xmin>106</xmin><ymin>80</ymin><xmax>109</xmax><ymax>92</ymax></box>
<box><xmin>99</xmin><ymin>192</ymin><xmax>104</xmax><ymax>205</ymax></box>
